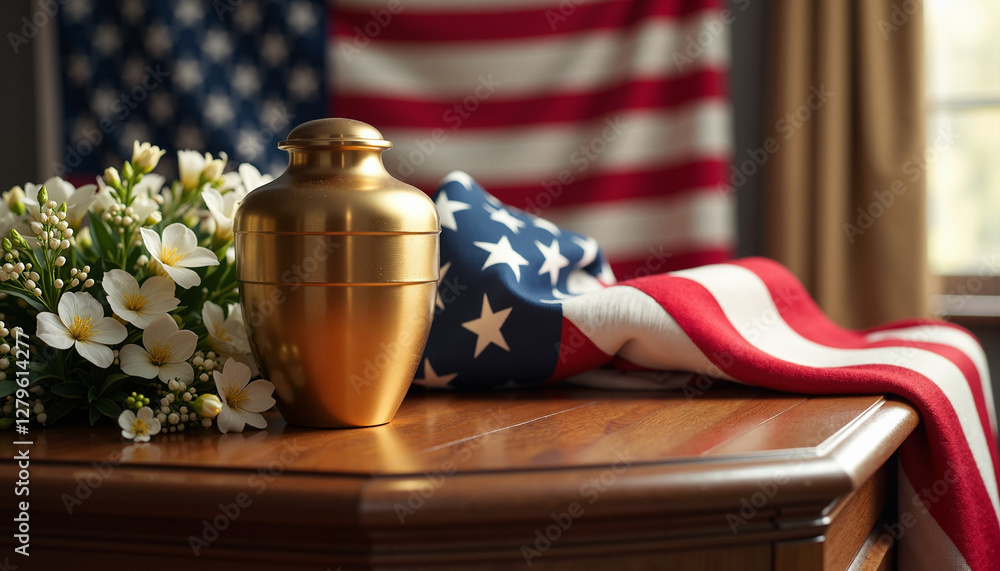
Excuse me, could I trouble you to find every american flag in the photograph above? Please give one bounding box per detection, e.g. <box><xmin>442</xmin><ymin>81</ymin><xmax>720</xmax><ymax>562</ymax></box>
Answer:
<box><xmin>331</xmin><ymin>0</ymin><xmax>734</xmax><ymax>278</ymax></box>
<box><xmin>57</xmin><ymin>0</ymin><xmax>732</xmax><ymax>275</ymax></box>
<box><xmin>56</xmin><ymin>0</ymin><xmax>327</xmax><ymax>179</ymax></box>
<box><xmin>422</xmin><ymin>172</ymin><xmax>1000</xmax><ymax>571</ymax></box>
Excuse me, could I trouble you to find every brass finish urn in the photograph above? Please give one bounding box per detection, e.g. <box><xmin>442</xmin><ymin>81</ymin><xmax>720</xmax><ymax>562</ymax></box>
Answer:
<box><xmin>234</xmin><ymin>118</ymin><xmax>440</xmax><ymax>428</ymax></box>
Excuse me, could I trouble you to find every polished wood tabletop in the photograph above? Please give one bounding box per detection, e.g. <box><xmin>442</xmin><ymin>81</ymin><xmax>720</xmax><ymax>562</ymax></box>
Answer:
<box><xmin>1</xmin><ymin>382</ymin><xmax>919</xmax><ymax>570</ymax></box>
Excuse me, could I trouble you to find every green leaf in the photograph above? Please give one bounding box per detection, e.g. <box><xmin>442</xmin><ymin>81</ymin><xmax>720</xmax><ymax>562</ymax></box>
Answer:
<box><xmin>1</xmin><ymin>288</ymin><xmax>48</xmax><ymax>312</ymax></box>
<box><xmin>88</xmin><ymin>405</ymin><xmax>101</xmax><ymax>425</ymax></box>
<box><xmin>87</xmin><ymin>385</ymin><xmax>97</xmax><ymax>402</ymax></box>
<box><xmin>50</xmin><ymin>382</ymin><xmax>89</xmax><ymax>399</ymax></box>
<box><xmin>87</xmin><ymin>211</ymin><xmax>119</xmax><ymax>253</ymax></box>
<box><xmin>99</xmin><ymin>373</ymin><xmax>129</xmax><ymax>396</ymax></box>
<box><xmin>0</xmin><ymin>380</ymin><xmax>15</xmax><ymax>398</ymax></box>
<box><xmin>42</xmin><ymin>398</ymin><xmax>80</xmax><ymax>426</ymax></box>
<box><xmin>94</xmin><ymin>397</ymin><xmax>121</xmax><ymax>419</ymax></box>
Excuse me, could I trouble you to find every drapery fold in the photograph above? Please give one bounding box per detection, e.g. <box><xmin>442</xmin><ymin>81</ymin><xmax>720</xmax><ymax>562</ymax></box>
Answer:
<box><xmin>763</xmin><ymin>1</ymin><xmax>930</xmax><ymax>329</ymax></box>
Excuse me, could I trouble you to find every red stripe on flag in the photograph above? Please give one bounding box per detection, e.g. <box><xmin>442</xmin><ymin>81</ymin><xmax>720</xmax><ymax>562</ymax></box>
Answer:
<box><xmin>730</xmin><ymin>258</ymin><xmax>999</xmax><ymax>478</ymax></box>
<box><xmin>333</xmin><ymin>0</ymin><xmax>723</xmax><ymax>44</ymax></box>
<box><xmin>611</xmin><ymin>249</ymin><xmax>731</xmax><ymax>277</ymax></box>
<box><xmin>332</xmin><ymin>72</ymin><xmax>727</xmax><ymax>129</ymax></box>
<box><xmin>401</xmin><ymin>160</ymin><xmax>730</xmax><ymax>210</ymax></box>
<box><xmin>627</xmin><ymin>272</ymin><xmax>1000</xmax><ymax>570</ymax></box>
<box><xmin>548</xmin><ymin>318</ymin><xmax>613</xmax><ymax>383</ymax></box>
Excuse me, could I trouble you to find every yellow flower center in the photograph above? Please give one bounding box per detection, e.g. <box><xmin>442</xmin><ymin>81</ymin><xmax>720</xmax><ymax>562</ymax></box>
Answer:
<box><xmin>224</xmin><ymin>385</ymin><xmax>249</xmax><ymax>410</ymax></box>
<box><xmin>69</xmin><ymin>315</ymin><xmax>98</xmax><ymax>341</ymax></box>
<box><xmin>123</xmin><ymin>288</ymin><xmax>149</xmax><ymax>312</ymax></box>
<box><xmin>213</xmin><ymin>323</ymin><xmax>232</xmax><ymax>342</ymax></box>
<box><xmin>132</xmin><ymin>417</ymin><xmax>151</xmax><ymax>437</ymax></box>
<box><xmin>149</xmin><ymin>342</ymin><xmax>172</xmax><ymax>366</ymax></box>
<box><xmin>160</xmin><ymin>245</ymin><xmax>184</xmax><ymax>266</ymax></box>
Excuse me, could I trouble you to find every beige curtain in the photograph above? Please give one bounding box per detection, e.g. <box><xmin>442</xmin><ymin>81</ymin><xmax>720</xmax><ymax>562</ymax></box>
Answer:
<box><xmin>763</xmin><ymin>1</ymin><xmax>931</xmax><ymax>329</ymax></box>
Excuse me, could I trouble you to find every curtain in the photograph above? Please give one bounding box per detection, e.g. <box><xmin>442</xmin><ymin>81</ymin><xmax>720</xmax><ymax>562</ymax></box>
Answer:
<box><xmin>763</xmin><ymin>1</ymin><xmax>930</xmax><ymax>329</ymax></box>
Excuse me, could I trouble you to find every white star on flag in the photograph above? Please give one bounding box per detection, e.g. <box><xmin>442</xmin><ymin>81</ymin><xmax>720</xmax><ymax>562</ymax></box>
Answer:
<box><xmin>474</xmin><ymin>235</ymin><xmax>530</xmax><ymax>282</ymax></box>
<box><xmin>486</xmin><ymin>205</ymin><xmax>526</xmax><ymax>234</ymax></box>
<box><xmin>572</xmin><ymin>235</ymin><xmax>599</xmax><ymax>268</ymax></box>
<box><xmin>436</xmin><ymin>190</ymin><xmax>471</xmax><ymax>231</ymax></box>
<box><xmin>462</xmin><ymin>294</ymin><xmax>512</xmax><ymax>358</ymax></box>
<box><xmin>413</xmin><ymin>358</ymin><xmax>458</xmax><ymax>388</ymax></box>
<box><xmin>532</xmin><ymin>216</ymin><xmax>561</xmax><ymax>236</ymax></box>
<box><xmin>536</xmin><ymin>239</ymin><xmax>570</xmax><ymax>286</ymax></box>
<box><xmin>436</xmin><ymin>261</ymin><xmax>451</xmax><ymax>311</ymax></box>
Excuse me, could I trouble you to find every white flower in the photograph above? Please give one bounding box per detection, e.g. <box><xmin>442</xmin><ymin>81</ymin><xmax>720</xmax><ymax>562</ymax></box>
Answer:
<box><xmin>140</xmin><ymin>223</ymin><xmax>219</xmax><ymax>289</ymax></box>
<box><xmin>93</xmin><ymin>173</ymin><xmax>165</xmax><ymax>216</ymax></box>
<box><xmin>103</xmin><ymin>269</ymin><xmax>179</xmax><ymax>328</ymax></box>
<box><xmin>239</xmin><ymin>163</ymin><xmax>273</xmax><ymax>193</ymax></box>
<box><xmin>35</xmin><ymin>292</ymin><xmax>127</xmax><ymax>368</ymax></box>
<box><xmin>201</xmin><ymin>187</ymin><xmax>243</xmax><ymax>240</ymax></box>
<box><xmin>202</xmin><ymin>301</ymin><xmax>250</xmax><ymax>355</ymax></box>
<box><xmin>131</xmin><ymin>141</ymin><xmax>166</xmax><ymax>174</ymax></box>
<box><xmin>119</xmin><ymin>313</ymin><xmax>197</xmax><ymax>383</ymax></box>
<box><xmin>178</xmin><ymin>150</ymin><xmax>227</xmax><ymax>191</ymax></box>
<box><xmin>23</xmin><ymin>177</ymin><xmax>98</xmax><ymax>227</ymax></box>
<box><xmin>214</xmin><ymin>358</ymin><xmax>275</xmax><ymax>434</ymax></box>
<box><xmin>0</xmin><ymin>199</ymin><xmax>16</xmax><ymax>241</ymax></box>
<box><xmin>118</xmin><ymin>406</ymin><xmax>161</xmax><ymax>441</ymax></box>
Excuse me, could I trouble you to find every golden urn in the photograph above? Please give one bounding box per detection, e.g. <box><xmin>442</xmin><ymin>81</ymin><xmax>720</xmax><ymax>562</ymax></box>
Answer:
<box><xmin>234</xmin><ymin>118</ymin><xmax>440</xmax><ymax>428</ymax></box>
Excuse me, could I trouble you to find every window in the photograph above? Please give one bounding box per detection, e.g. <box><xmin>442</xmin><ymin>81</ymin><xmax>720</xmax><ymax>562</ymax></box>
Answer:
<box><xmin>924</xmin><ymin>0</ymin><xmax>1000</xmax><ymax>280</ymax></box>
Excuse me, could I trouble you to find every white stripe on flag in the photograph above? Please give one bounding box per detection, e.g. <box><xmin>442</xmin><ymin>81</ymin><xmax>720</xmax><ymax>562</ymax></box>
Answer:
<box><xmin>380</xmin><ymin>102</ymin><xmax>730</xmax><ymax>186</ymax></box>
<box><xmin>333</xmin><ymin>13</ymin><xmax>728</xmax><ymax>98</ymax></box>
<box><xmin>897</xmin><ymin>471</ymin><xmax>971</xmax><ymax>571</ymax></box>
<box><xmin>868</xmin><ymin>325</ymin><xmax>998</xmax><ymax>437</ymax></box>
<box><xmin>544</xmin><ymin>192</ymin><xmax>733</xmax><ymax>260</ymax></box>
<box><xmin>560</xmin><ymin>285</ymin><xmax>733</xmax><ymax>377</ymax></box>
<box><xmin>673</xmin><ymin>264</ymin><xmax>1000</xmax><ymax>517</ymax></box>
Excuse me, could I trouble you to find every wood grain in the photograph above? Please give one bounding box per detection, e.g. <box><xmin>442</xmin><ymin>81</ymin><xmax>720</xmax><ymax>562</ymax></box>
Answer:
<box><xmin>0</xmin><ymin>383</ymin><xmax>919</xmax><ymax>569</ymax></box>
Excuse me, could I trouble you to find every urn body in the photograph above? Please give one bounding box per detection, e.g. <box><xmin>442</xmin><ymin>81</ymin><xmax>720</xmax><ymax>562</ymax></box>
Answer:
<box><xmin>234</xmin><ymin>118</ymin><xmax>440</xmax><ymax>428</ymax></box>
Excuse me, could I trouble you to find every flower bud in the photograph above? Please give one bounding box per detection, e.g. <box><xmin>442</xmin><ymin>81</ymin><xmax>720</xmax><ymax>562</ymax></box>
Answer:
<box><xmin>36</xmin><ymin>185</ymin><xmax>47</xmax><ymax>205</ymax></box>
<box><xmin>190</xmin><ymin>394</ymin><xmax>223</xmax><ymax>418</ymax></box>
<box><xmin>104</xmin><ymin>166</ymin><xmax>122</xmax><ymax>189</ymax></box>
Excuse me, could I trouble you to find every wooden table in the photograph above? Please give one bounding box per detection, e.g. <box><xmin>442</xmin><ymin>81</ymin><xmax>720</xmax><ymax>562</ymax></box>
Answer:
<box><xmin>2</xmin><ymin>383</ymin><xmax>918</xmax><ymax>570</ymax></box>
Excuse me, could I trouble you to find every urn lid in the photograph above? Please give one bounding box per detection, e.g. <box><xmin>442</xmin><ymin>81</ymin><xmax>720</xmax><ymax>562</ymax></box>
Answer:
<box><xmin>234</xmin><ymin>118</ymin><xmax>439</xmax><ymax>235</ymax></box>
<box><xmin>279</xmin><ymin>118</ymin><xmax>392</xmax><ymax>150</ymax></box>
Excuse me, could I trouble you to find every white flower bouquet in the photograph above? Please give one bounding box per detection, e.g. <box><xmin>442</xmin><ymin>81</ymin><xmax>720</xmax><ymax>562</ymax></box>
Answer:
<box><xmin>0</xmin><ymin>141</ymin><xmax>276</xmax><ymax>440</ymax></box>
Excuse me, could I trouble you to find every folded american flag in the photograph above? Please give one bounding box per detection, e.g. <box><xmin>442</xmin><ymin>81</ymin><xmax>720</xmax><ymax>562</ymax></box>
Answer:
<box><xmin>419</xmin><ymin>172</ymin><xmax>1000</xmax><ymax>571</ymax></box>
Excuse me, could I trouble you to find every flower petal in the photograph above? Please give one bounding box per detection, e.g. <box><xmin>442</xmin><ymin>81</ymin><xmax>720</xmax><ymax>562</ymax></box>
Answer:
<box><xmin>202</xmin><ymin>300</ymin><xmax>224</xmax><ymax>330</ymax></box>
<box><xmin>59</xmin><ymin>291</ymin><xmax>103</xmax><ymax>323</ymax></box>
<box><xmin>137</xmin><ymin>407</ymin><xmax>155</xmax><ymax>421</ymax></box>
<box><xmin>88</xmin><ymin>317</ymin><xmax>127</xmax><ymax>345</ymax></box>
<box><xmin>35</xmin><ymin>312</ymin><xmax>74</xmax><ymax>349</ymax></box>
<box><xmin>162</xmin><ymin>223</ymin><xmax>198</xmax><ymax>255</ymax></box>
<box><xmin>118</xmin><ymin>409</ymin><xmax>137</xmax><ymax>430</ymax></box>
<box><xmin>139</xmin><ymin>275</ymin><xmax>177</xmax><ymax>303</ymax></box>
<box><xmin>165</xmin><ymin>329</ymin><xmax>198</xmax><ymax>362</ymax></box>
<box><xmin>157</xmin><ymin>361</ymin><xmax>193</xmax><ymax>383</ymax></box>
<box><xmin>216</xmin><ymin>406</ymin><xmax>245</xmax><ymax>434</ymax></box>
<box><xmin>236</xmin><ymin>408</ymin><xmax>268</xmax><ymax>430</ymax></box>
<box><xmin>240</xmin><ymin>380</ymin><xmax>276</xmax><ymax>413</ymax></box>
<box><xmin>142</xmin><ymin>313</ymin><xmax>179</xmax><ymax>348</ymax></box>
<box><xmin>175</xmin><ymin>246</ymin><xmax>220</xmax><ymax>269</ymax></box>
<box><xmin>140</xmin><ymin>227</ymin><xmax>163</xmax><ymax>261</ymax></box>
<box><xmin>102</xmin><ymin>269</ymin><xmax>137</xmax><ymax>300</ymax></box>
<box><xmin>160</xmin><ymin>264</ymin><xmax>201</xmax><ymax>289</ymax></box>
<box><xmin>146</xmin><ymin>418</ymin><xmax>162</xmax><ymax>436</ymax></box>
<box><xmin>75</xmin><ymin>340</ymin><xmax>114</xmax><ymax>368</ymax></box>
<box><xmin>222</xmin><ymin>358</ymin><xmax>252</xmax><ymax>391</ymax></box>
<box><xmin>120</xmin><ymin>344</ymin><xmax>158</xmax><ymax>379</ymax></box>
